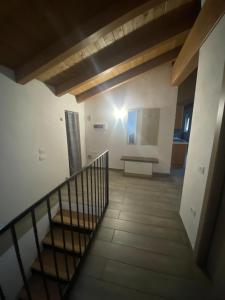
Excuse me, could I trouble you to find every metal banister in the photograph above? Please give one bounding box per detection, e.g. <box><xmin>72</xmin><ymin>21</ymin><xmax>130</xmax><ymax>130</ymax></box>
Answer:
<box><xmin>0</xmin><ymin>150</ymin><xmax>109</xmax><ymax>299</ymax></box>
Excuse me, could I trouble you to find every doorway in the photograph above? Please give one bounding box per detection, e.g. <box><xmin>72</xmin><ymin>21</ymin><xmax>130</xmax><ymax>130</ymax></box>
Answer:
<box><xmin>171</xmin><ymin>70</ymin><xmax>197</xmax><ymax>179</ymax></box>
<box><xmin>65</xmin><ymin>111</ymin><xmax>82</xmax><ymax>175</ymax></box>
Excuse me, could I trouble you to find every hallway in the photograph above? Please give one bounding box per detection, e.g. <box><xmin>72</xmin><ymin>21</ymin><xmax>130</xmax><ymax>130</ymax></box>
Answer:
<box><xmin>68</xmin><ymin>170</ymin><xmax>212</xmax><ymax>300</ymax></box>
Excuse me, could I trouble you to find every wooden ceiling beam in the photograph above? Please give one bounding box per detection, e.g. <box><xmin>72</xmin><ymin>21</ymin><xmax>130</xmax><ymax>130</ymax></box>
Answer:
<box><xmin>171</xmin><ymin>0</ymin><xmax>225</xmax><ymax>86</ymax></box>
<box><xmin>70</xmin><ymin>30</ymin><xmax>189</xmax><ymax>95</ymax></box>
<box><xmin>55</xmin><ymin>2</ymin><xmax>199</xmax><ymax>96</ymax></box>
<box><xmin>15</xmin><ymin>0</ymin><xmax>165</xmax><ymax>84</ymax></box>
<box><xmin>75</xmin><ymin>47</ymin><xmax>181</xmax><ymax>102</ymax></box>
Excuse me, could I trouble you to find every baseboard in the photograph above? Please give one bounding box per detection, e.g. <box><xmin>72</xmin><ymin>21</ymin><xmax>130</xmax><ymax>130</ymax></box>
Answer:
<box><xmin>153</xmin><ymin>172</ymin><xmax>170</xmax><ymax>177</ymax></box>
<box><xmin>109</xmin><ymin>167</ymin><xmax>123</xmax><ymax>172</ymax></box>
<box><xmin>109</xmin><ymin>168</ymin><xmax>170</xmax><ymax>178</ymax></box>
<box><xmin>123</xmin><ymin>172</ymin><xmax>153</xmax><ymax>179</ymax></box>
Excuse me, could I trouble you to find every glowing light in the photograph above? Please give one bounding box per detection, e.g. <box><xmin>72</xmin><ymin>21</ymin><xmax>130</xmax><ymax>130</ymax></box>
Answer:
<box><xmin>113</xmin><ymin>107</ymin><xmax>127</xmax><ymax>120</ymax></box>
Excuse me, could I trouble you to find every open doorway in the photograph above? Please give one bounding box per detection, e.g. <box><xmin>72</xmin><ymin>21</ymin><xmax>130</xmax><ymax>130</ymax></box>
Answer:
<box><xmin>65</xmin><ymin>111</ymin><xmax>82</xmax><ymax>175</ymax></box>
<box><xmin>171</xmin><ymin>70</ymin><xmax>197</xmax><ymax>178</ymax></box>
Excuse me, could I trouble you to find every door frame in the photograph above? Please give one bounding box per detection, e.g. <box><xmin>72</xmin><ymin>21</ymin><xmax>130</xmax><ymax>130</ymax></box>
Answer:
<box><xmin>194</xmin><ymin>64</ymin><xmax>225</xmax><ymax>268</ymax></box>
<box><xmin>65</xmin><ymin>110</ymin><xmax>82</xmax><ymax>175</ymax></box>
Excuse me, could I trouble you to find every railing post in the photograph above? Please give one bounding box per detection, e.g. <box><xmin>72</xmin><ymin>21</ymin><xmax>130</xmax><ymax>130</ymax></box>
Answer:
<box><xmin>90</xmin><ymin>165</ymin><xmax>94</xmax><ymax>230</ymax></box>
<box><xmin>0</xmin><ymin>285</ymin><xmax>5</xmax><ymax>300</ymax></box>
<box><xmin>31</xmin><ymin>209</ymin><xmax>50</xmax><ymax>300</ymax></box>
<box><xmin>10</xmin><ymin>225</ymin><xmax>32</xmax><ymax>300</ymax></box>
<box><xmin>93</xmin><ymin>161</ymin><xmax>98</xmax><ymax>225</ymax></box>
<box><xmin>74</xmin><ymin>176</ymin><xmax>82</xmax><ymax>256</ymax></box>
<box><xmin>80</xmin><ymin>173</ymin><xmax>87</xmax><ymax>248</ymax></box>
<box><xmin>58</xmin><ymin>189</ymin><xmax>70</xmax><ymax>281</ymax></box>
<box><xmin>46</xmin><ymin>198</ymin><xmax>63</xmax><ymax>299</ymax></box>
<box><xmin>96</xmin><ymin>159</ymin><xmax>100</xmax><ymax>221</ymax></box>
<box><xmin>99</xmin><ymin>157</ymin><xmax>102</xmax><ymax>215</ymax></box>
<box><xmin>106</xmin><ymin>151</ymin><xmax>109</xmax><ymax>206</ymax></box>
<box><xmin>86</xmin><ymin>168</ymin><xmax>91</xmax><ymax>234</ymax></box>
<box><xmin>67</xmin><ymin>181</ymin><xmax>77</xmax><ymax>268</ymax></box>
<box><xmin>101</xmin><ymin>156</ymin><xmax>104</xmax><ymax>211</ymax></box>
<box><xmin>100</xmin><ymin>156</ymin><xmax>103</xmax><ymax>214</ymax></box>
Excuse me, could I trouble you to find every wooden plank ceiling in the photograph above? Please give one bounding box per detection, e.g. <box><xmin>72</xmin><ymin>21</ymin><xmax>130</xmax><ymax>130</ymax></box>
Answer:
<box><xmin>0</xmin><ymin>0</ymin><xmax>200</xmax><ymax>102</ymax></box>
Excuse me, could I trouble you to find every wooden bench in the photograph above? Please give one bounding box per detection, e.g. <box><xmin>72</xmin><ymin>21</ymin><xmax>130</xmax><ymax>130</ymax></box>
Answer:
<box><xmin>120</xmin><ymin>155</ymin><xmax>159</xmax><ymax>178</ymax></box>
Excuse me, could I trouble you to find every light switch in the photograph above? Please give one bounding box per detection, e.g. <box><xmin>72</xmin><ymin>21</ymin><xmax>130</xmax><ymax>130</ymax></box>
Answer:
<box><xmin>38</xmin><ymin>148</ymin><xmax>46</xmax><ymax>161</ymax></box>
<box><xmin>38</xmin><ymin>148</ymin><xmax>45</xmax><ymax>154</ymax></box>
<box><xmin>39</xmin><ymin>154</ymin><xmax>46</xmax><ymax>161</ymax></box>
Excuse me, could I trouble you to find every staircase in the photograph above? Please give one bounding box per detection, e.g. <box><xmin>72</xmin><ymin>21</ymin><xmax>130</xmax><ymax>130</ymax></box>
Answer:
<box><xmin>0</xmin><ymin>151</ymin><xmax>109</xmax><ymax>300</ymax></box>
<box><xmin>20</xmin><ymin>210</ymin><xmax>93</xmax><ymax>299</ymax></box>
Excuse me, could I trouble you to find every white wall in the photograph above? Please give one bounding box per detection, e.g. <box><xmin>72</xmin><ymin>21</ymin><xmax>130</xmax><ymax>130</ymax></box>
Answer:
<box><xmin>0</xmin><ymin>67</ymin><xmax>86</xmax><ymax>226</ymax></box>
<box><xmin>180</xmin><ymin>16</ymin><xmax>225</xmax><ymax>248</ymax></box>
<box><xmin>85</xmin><ymin>63</ymin><xmax>178</xmax><ymax>174</ymax></box>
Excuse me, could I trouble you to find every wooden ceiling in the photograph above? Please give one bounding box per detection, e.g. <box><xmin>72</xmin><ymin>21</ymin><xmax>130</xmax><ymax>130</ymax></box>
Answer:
<box><xmin>0</xmin><ymin>0</ymin><xmax>200</xmax><ymax>101</ymax></box>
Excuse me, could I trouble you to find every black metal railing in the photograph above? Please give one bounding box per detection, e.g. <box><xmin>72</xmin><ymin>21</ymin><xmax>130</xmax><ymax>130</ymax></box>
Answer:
<box><xmin>0</xmin><ymin>151</ymin><xmax>109</xmax><ymax>300</ymax></box>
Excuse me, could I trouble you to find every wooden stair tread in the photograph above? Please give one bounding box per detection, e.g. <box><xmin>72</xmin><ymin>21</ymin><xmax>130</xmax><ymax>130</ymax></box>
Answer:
<box><xmin>19</xmin><ymin>274</ymin><xmax>61</xmax><ymax>300</ymax></box>
<box><xmin>43</xmin><ymin>227</ymin><xmax>88</xmax><ymax>254</ymax></box>
<box><xmin>31</xmin><ymin>249</ymin><xmax>76</xmax><ymax>281</ymax></box>
<box><xmin>52</xmin><ymin>209</ymin><xmax>96</xmax><ymax>230</ymax></box>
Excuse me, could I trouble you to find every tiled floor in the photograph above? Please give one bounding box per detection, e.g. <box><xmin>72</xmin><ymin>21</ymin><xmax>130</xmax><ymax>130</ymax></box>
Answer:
<box><xmin>68</xmin><ymin>170</ymin><xmax>213</xmax><ymax>300</ymax></box>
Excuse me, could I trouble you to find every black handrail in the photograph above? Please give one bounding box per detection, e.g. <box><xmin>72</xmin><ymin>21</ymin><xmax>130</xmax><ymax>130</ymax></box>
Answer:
<box><xmin>0</xmin><ymin>150</ymin><xmax>109</xmax><ymax>300</ymax></box>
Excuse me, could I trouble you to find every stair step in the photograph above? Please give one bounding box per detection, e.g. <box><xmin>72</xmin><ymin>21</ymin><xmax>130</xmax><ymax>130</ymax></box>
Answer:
<box><xmin>31</xmin><ymin>249</ymin><xmax>77</xmax><ymax>281</ymax></box>
<box><xmin>52</xmin><ymin>209</ymin><xmax>97</xmax><ymax>231</ymax></box>
<box><xmin>42</xmin><ymin>227</ymin><xmax>89</xmax><ymax>254</ymax></box>
<box><xmin>19</xmin><ymin>274</ymin><xmax>62</xmax><ymax>300</ymax></box>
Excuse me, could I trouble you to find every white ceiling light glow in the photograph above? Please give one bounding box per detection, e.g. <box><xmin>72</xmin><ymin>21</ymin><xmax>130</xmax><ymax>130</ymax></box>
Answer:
<box><xmin>113</xmin><ymin>107</ymin><xmax>127</xmax><ymax>120</ymax></box>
